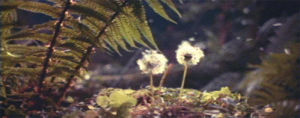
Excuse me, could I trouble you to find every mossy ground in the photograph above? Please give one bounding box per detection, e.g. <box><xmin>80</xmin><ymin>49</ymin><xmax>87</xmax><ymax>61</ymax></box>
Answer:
<box><xmin>62</xmin><ymin>87</ymin><xmax>275</xmax><ymax>118</ymax></box>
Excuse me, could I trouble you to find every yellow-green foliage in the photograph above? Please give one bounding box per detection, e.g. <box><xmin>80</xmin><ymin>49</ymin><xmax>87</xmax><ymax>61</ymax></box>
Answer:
<box><xmin>0</xmin><ymin>0</ymin><xmax>180</xmax><ymax>86</ymax></box>
<box><xmin>239</xmin><ymin>43</ymin><xmax>300</xmax><ymax>106</ymax></box>
<box><xmin>96</xmin><ymin>89</ymin><xmax>137</xmax><ymax>117</ymax></box>
<box><xmin>0</xmin><ymin>0</ymin><xmax>180</xmax><ymax>116</ymax></box>
<box><xmin>89</xmin><ymin>87</ymin><xmax>251</xmax><ymax>118</ymax></box>
<box><xmin>238</xmin><ymin>43</ymin><xmax>300</xmax><ymax>117</ymax></box>
<box><xmin>201</xmin><ymin>87</ymin><xmax>239</xmax><ymax>102</ymax></box>
<box><xmin>0</xmin><ymin>0</ymin><xmax>180</xmax><ymax>87</ymax></box>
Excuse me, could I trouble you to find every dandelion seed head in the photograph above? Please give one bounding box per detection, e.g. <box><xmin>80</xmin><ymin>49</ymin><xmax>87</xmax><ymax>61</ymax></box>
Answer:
<box><xmin>176</xmin><ymin>41</ymin><xmax>204</xmax><ymax>66</ymax></box>
<box><xmin>137</xmin><ymin>50</ymin><xmax>168</xmax><ymax>75</ymax></box>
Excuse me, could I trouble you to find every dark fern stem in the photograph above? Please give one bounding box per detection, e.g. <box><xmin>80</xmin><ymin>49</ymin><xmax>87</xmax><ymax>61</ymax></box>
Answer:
<box><xmin>57</xmin><ymin>0</ymin><xmax>129</xmax><ymax>103</ymax></box>
<box><xmin>38</xmin><ymin>0</ymin><xmax>71</xmax><ymax>91</ymax></box>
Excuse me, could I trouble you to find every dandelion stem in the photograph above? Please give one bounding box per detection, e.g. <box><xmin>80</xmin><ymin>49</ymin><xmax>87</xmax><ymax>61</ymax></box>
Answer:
<box><xmin>180</xmin><ymin>63</ymin><xmax>188</xmax><ymax>96</ymax></box>
<box><xmin>159</xmin><ymin>64</ymin><xmax>173</xmax><ymax>87</ymax></box>
<box><xmin>159</xmin><ymin>71</ymin><xmax>168</xmax><ymax>88</ymax></box>
<box><xmin>150</xmin><ymin>72</ymin><xmax>154</xmax><ymax>88</ymax></box>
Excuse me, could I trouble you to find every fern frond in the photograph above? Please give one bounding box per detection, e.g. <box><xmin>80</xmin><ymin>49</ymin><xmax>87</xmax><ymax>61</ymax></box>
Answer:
<box><xmin>6</xmin><ymin>45</ymin><xmax>47</xmax><ymax>56</ymax></box>
<box><xmin>64</xmin><ymin>18</ymin><xmax>97</xmax><ymax>41</ymax></box>
<box><xmin>145</xmin><ymin>0</ymin><xmax>176</xmax><ymax>23</ymax></box>
<box><xmin>107</xmin><ymin>26</ymin><xmax>130</xmax><ymax>51</ymax></box>
<box><xmin>58</xmin><ymin>41</ymin><xmax>87</xmax><ymax>55</ymax></box>
<box><xmin>1</xmin><ymin>1</ymin><xmax>20</xmax><ymax>99</ymax></box>
<box><xmin>5</xmin><ymin>32</ymin><xmax>52</xmax><ymax>43</ymax></box>
<box><xmin>83</xmin><ymin>0</ymin><xmax>121</xmax><ymax>12</ymax></box>
<box><xmin>52</xmin><ymin>50</ymin><xmax>81</xmax><ymax>64</ymax></box>
<box><xmin>131</xmin><ymin>3</ymin><xmax>158</xmax><ymax>49</ymax></box>
<box><xmin>3</xmin><ymin>67</ymin><xmax>42</xmax><ymax>77</ymax></box>
<box><xmin>271</xmin><ymin>100</ymin><xmax>300</xmax><ymax>117</ymax></box>
<box><xmin>103</xmin><ymin>34</ymin><xmax>122</xmax><ymax>55</ymax></box>
<box><xmin>1</xmin><ymin>0</ymin><xmax>181</xmax><ymax>110</ymax></box>
<box><xmin>122</xmin><ymin>10</ymin><xmax>149</xmax><ymax>48</ymax></box>
<box><xmin>114</xmin><ymin>15</ymin><xmax>137</xmax><ymax>48</ymax></box>
<box><xmin>0</xmin><ymin>1</ymin><xmax>21</xmax><ymax>11</ymax></box>
<box><xmin>69</xmin><ymin>4</ymin><xmax>108</xmax><ymax>23</ymax></box>
<box><xmin>2</xmin><ymin>55</ymin><xmax>43</xmax><ymax>65</ymax></box>
<box><xmin>18</xmin><ymin>1</ymin><xmax>61</xmax><ymax>18</ymax></box>
<box><xmin>239</xmin><ymin>44</ymin><xmax>300</xmax><ymax>106</ymax></box>
<box><xmin>0</xmin><ymin>7</ymin><xmax>18</xmax><ymax>36</ymax></box>
<box><xmin>37</xmin><ymin>0</ymin><xmax>72</xmax><ymax>89</ymax></box>
<box><xmin>160</xmin><ymin>0</ymin><xmax>182</xmax><ymax>17</ymax></box>
<box><xmin>80</xmin><ymin>17</ymin><xmax>104</xmax><ymax>33</ymax></box>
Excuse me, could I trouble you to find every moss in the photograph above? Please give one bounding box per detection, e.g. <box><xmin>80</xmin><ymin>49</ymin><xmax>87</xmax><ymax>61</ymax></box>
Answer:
<box><xmin>70</xmin><ymin>87</ymin><xmax>253</xmax><ymax>118</ymax></box>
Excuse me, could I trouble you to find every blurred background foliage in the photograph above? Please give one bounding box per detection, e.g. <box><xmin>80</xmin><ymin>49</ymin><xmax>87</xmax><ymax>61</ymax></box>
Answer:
<box><xmin>1</xmin><ymin>0</ymin><xmax>300</xmax><ymax>117</ymax></box>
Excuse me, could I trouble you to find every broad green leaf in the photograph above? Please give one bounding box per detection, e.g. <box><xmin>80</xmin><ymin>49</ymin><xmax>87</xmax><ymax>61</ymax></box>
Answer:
<box><xmin>96</xmin><ymin>96</ymin><xmax>110</xmax><ymax>108</ymax></box>
<box><xmin>109</xmin><ymin>90</ymin><xmax>137</xmax><ymax>108</ymax></box>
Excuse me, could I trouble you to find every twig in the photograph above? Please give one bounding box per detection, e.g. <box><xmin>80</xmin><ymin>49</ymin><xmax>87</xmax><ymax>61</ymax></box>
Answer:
<box><xmin>159</xmin><ymin>64</ymin><xmax>174</xmax><ymax>87</ymax></box>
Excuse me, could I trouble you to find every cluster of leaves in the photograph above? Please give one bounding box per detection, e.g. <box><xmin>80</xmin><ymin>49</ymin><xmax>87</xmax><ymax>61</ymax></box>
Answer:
<box><xmin>0</xmin><ymin>0</ymin><xmax>180</xmax><ymax>116</ymax></box>
<box><xmin>62</xmin><ymin>87</ymin><xmax>267</xmax><ymax>118</ymax></box>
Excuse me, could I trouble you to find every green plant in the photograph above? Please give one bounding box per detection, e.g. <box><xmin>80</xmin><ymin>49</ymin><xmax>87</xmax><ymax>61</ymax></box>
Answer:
<box><xmin>0</xmin><ymin>0</ymin><xmax>180</xmax><ymax>116</ymax></box>
<box><xmin>136</xmin><ymin>50</ymin><xmax>168</xmax><ymax>88</ymax></box>
<box><xmin>78</xmin><ymin>87</ymin><xmax>254</xmax><ymax>118</ymax></box>
<box><xmin>175</xmin><ymin>41</ymin><xmax>204</xmax><ymax>96</ymax></box>
<box><xmin>238</xmin><ymin>43</ymin><xmax>300</xmax><ymax>117</ymax></box>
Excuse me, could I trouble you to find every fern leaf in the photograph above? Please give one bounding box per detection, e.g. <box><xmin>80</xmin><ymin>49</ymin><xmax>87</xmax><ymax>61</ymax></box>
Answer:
<box><xmin>107</xmin><ymin>25</ymin><xmax>130</xmax><ymax>51</ymax></box>
<box><xmin>0</xmin><ymin>2</ymin><xmax>21</xmax><ymax>11</ymax></box>
<box><xmin>131</xmin><ymin>4</ymin><xmax>158</xmax><ymax>49</ymax></box>
<box><xmin>52</xmin><ymin>51</ymin><xmax>81</xmax><ymax>64</ymax></box>
<box><xmin>64</xmin><ymin>18</ymin><xmax>97</xmax><ymax>40</ymax></box>
<box><xmin>82</xmin><ymin>0</ymin><xmax>120</xmax><ymax>12</ymax></box>
<box><xmin>145</xmin><ymin>0</ymin><xmax>176</xmax><ymax>23</ymax></box>
<box><xmin>47</xmin><ymin>66</ymin><xmax>77</xmax><ymax>78</ymax></box>
<box><xmin>3</xmin><ymin>67</ymin><xmax>42</xmax><ymax>77</ymax></box>
<box><xmin>69</xmin><ymin>4</ymin><xmax>108</xmax><ymax>23</ymax></box>
<box><xmin>114</xmin><ymin>16</ymin><xmax>136</xmax><ymax>48</ymax></box>
<box><xmin>2</xmin><ymin>55</ymin><xmax>43</xmax><ymax>65</ymax></box>
<box><xmin>18</xmin><ymin>1</ymin><xmax>61</xmax><ymax>18</ymax></box>
<box><xmin>122</xmin><ymin>9</ymin><xmax>149</xmax><ymax>48</ymax></box>
<box><xmin>6</xmin><ymin>45</ymin><xmax>47</xmax><ymax>56</ymax></box>
<box><xmin>103</xmin><ymin>33</ymin><xmax>121</xmax><ymax>55</ymax></box>
<box><xmin>59</xmin><ymin>41</ymin><xmax>86</xmax><ymax>54</ymax></box>
<box><xmin>81</xmin><ymin>17</ymin><xmax>105</xmax><ymax>34</ymax></box>
<box><xmin>5</xmin><ymin>32</ymin><xmax>51</xmax><ymax>43</ymax></box>
<box><xmin>160</xmin><ymin>0</ymin><xmax>182</xmax><ymax>17</ymax></box>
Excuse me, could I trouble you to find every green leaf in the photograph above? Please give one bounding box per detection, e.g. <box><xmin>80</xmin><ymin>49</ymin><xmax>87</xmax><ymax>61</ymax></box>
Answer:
<box><xmin>3</xmin><ymin>67</ymin><xmax>42</xmax><ymax>77</ymax></box>
<box><xmin>107</xmin><ymin>25</ymin><xmax>130</xmax><ymax>51</ymax></box>
<box><xmin>131</xmin><ymin>5</ymin><xmax>158</xmax><ymax>49</ymax></box>
<box><xmin>145</xmin><ymin>0</ymin><xmax>176</xmax><ymax>23</ymax></box>
<box><xmin>69</xmin><ymin>4</ymin><xmax>108</xmax><ymax>23</ymax></box>
<box><xmin>5</xmin><ymin>32</ymin><xmax>51</xmax><ymax>43</ymax></box>
<box><xmin>201</xmin><ymin>87</ymin><xmax>233</xmax><ymax>102</ymax></box>
<box><xmin>122</xmin><ymin>9</ymin><xmax>149</xmax><ymax>48</ymax></box>
<box><xmin>114</xmin><ymin>16</ymin><xmax>136</xmax><ymax>48</ymax></box>
<box><xmin>0</xmin><ymin>2</ymin><xmax>21</xmax><ymax>11</ymax></box>
<box><xmin>103</xmin><ymin>33</ymin><xmax>121</xmax><ymax>55</ymax></box>
<box><xmin>160</xmin><ymin>0</ymin><xmax>182</xmax><ymax>17</ymax></box>
<box><xmin>96</xmin><ymin>96</ymin><xmax>110</xmax><ymax>108</ymax></box>
<box><xmin>18</xmin><ymin>1</ymin><xmax>61</xmax><ymax>18</ymax></box>
<box><xmin>109</xmin><ymin>90</ymin><xmax>137</xmax><ymax>108</ymax></box>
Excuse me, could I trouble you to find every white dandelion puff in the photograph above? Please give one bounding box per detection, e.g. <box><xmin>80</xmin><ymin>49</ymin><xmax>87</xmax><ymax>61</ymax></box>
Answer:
<box><xmin>176</xmin><ymin>41</ymin><xmax>204</xmax><ymax>66</ymax></box>
<box><xmin>176</xmin><ymin>41</ymin><xmax>205</xmax><ymax>96</ymax></box>
<box><xmin>137</xmin><ymin>50</ymin><xmax>168</xmax><ymax>75</ymax></box>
